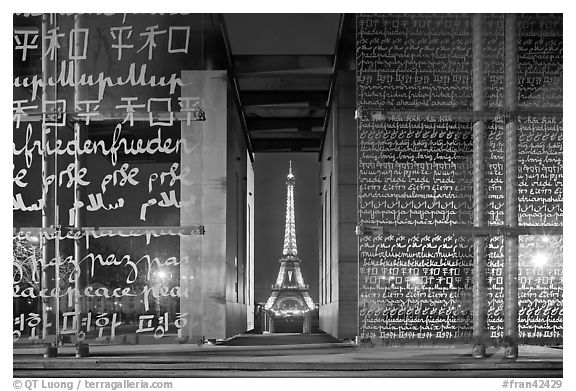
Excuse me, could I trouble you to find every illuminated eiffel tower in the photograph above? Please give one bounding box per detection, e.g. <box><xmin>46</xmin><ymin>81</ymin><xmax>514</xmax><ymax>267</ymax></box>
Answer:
<box><xmin>264</xmin><ymin>162</ymin><xmax>315</xmax><ymax>332</ymax></box>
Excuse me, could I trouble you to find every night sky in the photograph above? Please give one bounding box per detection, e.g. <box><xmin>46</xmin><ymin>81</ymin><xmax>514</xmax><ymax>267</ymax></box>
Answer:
<box><xmin>253</xmin><ymin>153</ymin><xmax>320</xmax><ymax>304</ymax></box>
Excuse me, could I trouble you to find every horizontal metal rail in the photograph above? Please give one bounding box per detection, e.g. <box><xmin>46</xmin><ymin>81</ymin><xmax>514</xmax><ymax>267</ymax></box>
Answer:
<box><xmin>355</xmin><ymin>109</ymin><xmax>563</xmax><ymax>122</ymax></box>
<box><xmin>356</xmin><ymin>224</ymin><xmax>563</xmax><ymax>237</ymax></box>
<box><xmin>13</xmin><ymin>225</ymin><xmax>205</xmax><ymax>239</ymax></box>
<box><xmin>13</xmin><ymin>110</ymin><xmax>206</xmax><ymax>123</ymax></box>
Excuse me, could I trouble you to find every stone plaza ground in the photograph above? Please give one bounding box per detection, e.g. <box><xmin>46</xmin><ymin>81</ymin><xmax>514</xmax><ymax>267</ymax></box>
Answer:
<box><xmin>13</xmin><ymin>333</ymin><xmax>562</xmax><ymax>378</ymax></box>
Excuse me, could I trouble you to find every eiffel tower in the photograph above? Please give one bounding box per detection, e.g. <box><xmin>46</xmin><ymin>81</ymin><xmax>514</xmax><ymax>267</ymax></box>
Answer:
<box><xmin>264</xmin><ymin>162</ymin><xmax>315</xmax><ymax>333</ymax></box>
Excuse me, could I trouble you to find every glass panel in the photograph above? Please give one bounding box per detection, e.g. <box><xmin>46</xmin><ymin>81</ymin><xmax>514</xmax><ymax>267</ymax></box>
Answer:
<box><xmin>485</xmin><ymin>118</ymin><xmax>505</xmax><ymax>225</ymax></box>
<box><xmin>517</xmin><ymin>14</ymin><xmax>562</xmax><ymax>109</ymax></box>
<box><xmin>357</xmin><ymin>13</ymin><xmax>563</xmax><ymax>346</ymax></box>
<box><xmin>484</xmin><ymin>14</ymin><xmax>505</xmax><ymax>109</ymax></box>
<box><xmin>358</xmin><ymin>117</ymin><xmax>473</xmax><ymax>226</ymax></box>
<box><xmin>359</xmin><ymin>234</ymin><xmax>473</xmax><ymax>341</ymax></box>
<box><xmin>357</xmin><ymin>14</ymin><xmax>473</xmax><ymax>111</ymax></box>
<box><xmin>518</xmin><ymin>115</ymin><xmax>563</xmax><ymax>227</ymax></box>
<box><xmin>518</xmin><ymin>235</ymin><xmax>563</xmax><ymax>341</ymax></box>
<box><xmin>14</xmin><ymin>13</ymin><xmax>208</xmax><ymax>347</ymax></box>
<box><xmin>485</xmin><ymin>235</ymin><xmax>563</xmax><ymax>344</ymax></box>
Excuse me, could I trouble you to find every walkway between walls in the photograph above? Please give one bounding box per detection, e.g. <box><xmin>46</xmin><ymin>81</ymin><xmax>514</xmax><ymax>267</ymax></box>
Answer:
<box><xmin>14</xmin><ymin>342</ymin><xmax>562</xmax><ymax>377</ymax></box>
<box><xmin>215</xmin><ymin>332</ymin><xmax>341</xmax><ymax>346</ymax></box>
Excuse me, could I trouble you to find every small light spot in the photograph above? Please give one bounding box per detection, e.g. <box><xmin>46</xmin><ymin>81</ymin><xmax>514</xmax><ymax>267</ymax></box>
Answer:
<box><xmin>532</xmin><ymin>253</ymin><xmax>548</xmax><ymax>267</ymax></box>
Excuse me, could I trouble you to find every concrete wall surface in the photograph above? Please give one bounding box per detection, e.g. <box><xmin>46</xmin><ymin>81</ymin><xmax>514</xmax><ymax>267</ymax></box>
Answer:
<box><xmin>318</xmin><ymin>71</ymin><xmax>358</xmax><ymax>339</ymax></box>
<box><xmin>180</xmin><ymin>70</ymin><xmax>253</xmax><ymax>341</ymax></box>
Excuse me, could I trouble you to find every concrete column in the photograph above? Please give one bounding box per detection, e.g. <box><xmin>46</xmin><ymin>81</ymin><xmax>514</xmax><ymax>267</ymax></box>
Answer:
<box><xmin>503</xmin><ymin>14</ymin><xmax>519</xmax><ymax>359</ymax></box>
<box><xmin>471</xmin><ymin>13</ymin><xmax>488</xmax><ymax>359</ymax></box>
<box><xmin>41</xmin><ymin>13</ymin><xmax>59</xmax><ymax>353</ymax></box>
<box><xmin>180</xmin><ymin>71</ymin><xmax>205</xmax><ymax>343</ymax></box>
<box><xmin>179</xmin><ymin>70</ymin><xmax>232</xmax><ymax>342</ymax></box>
<box><xmin>318</xmin><ymin>70</ymin><xmax>357</xmax><ymax>339</ymax></box>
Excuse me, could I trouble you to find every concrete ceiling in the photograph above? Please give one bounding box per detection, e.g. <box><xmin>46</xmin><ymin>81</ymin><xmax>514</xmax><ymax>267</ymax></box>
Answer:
<box><xmin>222</xmin><ymin>14</ymin><xmax>345</xmax><ymax>153</ymax></box>
<box><xmin>223</xmin><ymin>14</ymin><xmax>340</xmax><ymax>55</ymax></box>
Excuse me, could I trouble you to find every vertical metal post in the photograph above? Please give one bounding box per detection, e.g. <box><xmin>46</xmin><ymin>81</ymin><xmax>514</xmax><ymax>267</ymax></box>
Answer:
<box><xmin>41</xmin><ymin>13</ymin><xmax>58</xmax><ymax>356</ymax></box>
<box><xmin>268</xmin><ymin>316</ymin><xmax>275</xmax><ymax>334</ymax></box>
<box><xmin>73</xmin><ymin>119</ymin><xmax>87</xmax><ymax>340</ymax></box>
<box><xmin>303</xmin><ymin>311</ymin><xmax>312</xmax><ymax>334</ymax></box>
<box><xmin>472</xmin><ymin>13</ymin><xmax>488</xmax><ymax>359</ymax></box>
<box><xmin>504</xmin><ymin>13</ymin><xmax>519</xmax><ymax>359</ymax></box>
<box><xmin>72</xmin><ymin>15</ymin><xmax>89</xmax><ymax>355</ymax></box>
<box><xmin>73</xmin><ymin>123</ymin><xmax>89</xmax><ymax>359</ymax></box>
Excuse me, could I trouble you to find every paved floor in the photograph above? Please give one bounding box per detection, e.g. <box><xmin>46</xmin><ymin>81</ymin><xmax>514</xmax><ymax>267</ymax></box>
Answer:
<box><xmin>215</xmin><ymin>332</ymin><xmax>341</xmax><ymax>345</ymax></box>
<box><xmin>13</xmin><ymin>333</ymin><xmax>563</xmax><ymax>378</ymax></box>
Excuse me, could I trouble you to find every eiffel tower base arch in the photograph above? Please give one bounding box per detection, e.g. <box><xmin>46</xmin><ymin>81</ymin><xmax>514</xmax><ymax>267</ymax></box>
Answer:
<box><xmin>265</xmin><ymin>312</ymin><xmax>312</xmax><ymax>334</ymax></box>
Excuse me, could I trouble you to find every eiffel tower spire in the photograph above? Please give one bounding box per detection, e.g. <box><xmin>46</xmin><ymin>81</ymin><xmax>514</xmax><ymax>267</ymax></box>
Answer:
<box><xmin>264</xmin><ymin>162</ymin><xmax>315</xmax><ymax>314</ymax></box>
<box><xmin>282</xmin><ymin>161</ymin><xmax>297</xmax><ymax>256</ymax></box>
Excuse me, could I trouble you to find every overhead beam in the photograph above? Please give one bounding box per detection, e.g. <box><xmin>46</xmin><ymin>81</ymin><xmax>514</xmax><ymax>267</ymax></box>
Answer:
<box><xmin>244</xmin><ymin>105</ymin><xmax>326</xmax><ymax>118</ymax></box>
<box><xmin>249</xmin><ymin>130</ymin><xmax>323</xmax><ymax>140</ymax></box>
<box><xmin>237</xmin><ymin>68</ymin><xmax>333</xmax><ymax>76</ymax></box>
<box><xmin>240</xmin><ymin>91</ymin><xmax>329</xmax><ymax>106</ymax></box>
<box><xmin>233</xmin><ymin>55</ymin><xmax>334</xmax><ymax>73</ymax></box>
<box><xmin>246</xmin><ymin>117</ymin><xmax>324</xmax><ymax>131</ymax></box>
<box><xmin>251</xmin><ymin>138</ymin><xmax>321</xmax><ymax>152</ymax></box>
<box><xmin>237</xmin><ymin>74</ymin><xmax>331</xmax><ymax>91</ymax></box>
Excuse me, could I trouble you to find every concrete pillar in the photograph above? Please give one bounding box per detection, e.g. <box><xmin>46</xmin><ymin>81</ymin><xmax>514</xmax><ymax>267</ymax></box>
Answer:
<box><xmin>318</xmin><ymin>70</ymin><xmax>358</xmax><ymax>339</ymax></box>
<box><xmin>180</xmin><ymin>71</ymin><xmax>229</xmax><ymax>343</ymax></box>
<box><xmin>503</xmin><ymin>14</ymin><xmax>519</xmax><ymax>359</ymax></box>
<box><xmin>41</xmin><ymin>13</ymin><xmax>59</xmax><ymax>352</ymax></box>
<box><xmin>472</xmin><ymin>13</ymin><xmax>488</xmax><ymax>359</ymax></box>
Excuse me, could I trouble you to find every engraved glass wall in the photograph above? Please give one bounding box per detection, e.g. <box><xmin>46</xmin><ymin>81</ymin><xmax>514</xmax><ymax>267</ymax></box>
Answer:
<box><xmin>13</xmin><ymin>13</ymin><xmax>208</xmax><ymax>346</ymax></box>
<box><xmin>357</xmin><ymin>13</ymin><xmax>562</xmax><ymax>345</ymax></box>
